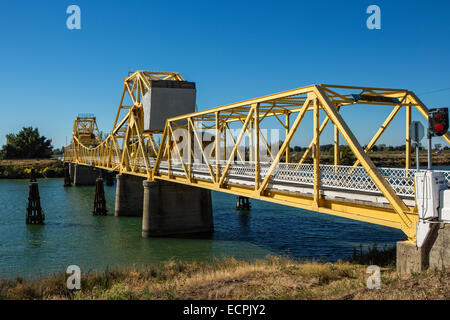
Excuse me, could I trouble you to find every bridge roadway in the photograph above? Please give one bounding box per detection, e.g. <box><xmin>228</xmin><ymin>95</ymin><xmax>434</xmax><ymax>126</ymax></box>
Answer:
<box><xmin>78</xmin><ymin>156</ymin><xmax>450</xmax><ymax>209</ymax></box>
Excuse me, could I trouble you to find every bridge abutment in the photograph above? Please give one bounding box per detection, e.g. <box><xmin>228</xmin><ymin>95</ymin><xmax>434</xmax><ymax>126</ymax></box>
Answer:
<box><xmin>74</xmin><ymin>164</ymin><xmax>97</xmax><ymax>186</ymax></box>
<box><xmin>397</xmin><ymin>223</ymin><xmax>450</xmax><ymax>274</ymax></box>
<box><xmin>142</xmin><ymin>180</ymin><xmax>213</xmax><ymax>237</ymax></box>
<box><xmin>114</xmin><ymin>174</ymin><xmax>145</xmax><ymax>217</ymax></box>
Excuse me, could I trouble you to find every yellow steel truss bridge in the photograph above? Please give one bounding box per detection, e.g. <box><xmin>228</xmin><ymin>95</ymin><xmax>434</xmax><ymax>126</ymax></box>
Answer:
<box><xmin>64</xmin><ymin>71</ymin><xmax>450</xmax><ymax>242</ymax></box>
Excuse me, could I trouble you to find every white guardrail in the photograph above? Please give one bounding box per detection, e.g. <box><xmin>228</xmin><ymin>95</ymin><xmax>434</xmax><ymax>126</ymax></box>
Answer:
<box><xmin>68</xmin><ymin>154</ymin><xmax>450</xmax><ymax>198</ymax></box>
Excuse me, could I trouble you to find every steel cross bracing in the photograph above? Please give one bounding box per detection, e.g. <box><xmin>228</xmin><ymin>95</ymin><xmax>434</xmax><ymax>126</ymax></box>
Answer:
<box><xmin>64</xmin><ymin>71</ymin><xmax>450</xmax><ymax>242</ymax></box>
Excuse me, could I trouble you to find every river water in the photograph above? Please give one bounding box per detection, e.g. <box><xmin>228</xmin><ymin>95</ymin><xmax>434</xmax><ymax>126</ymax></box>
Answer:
<box><xmin>0</xmin><ymin>178</ymin><xmax>409</xmax><ymax>279</ymax></box>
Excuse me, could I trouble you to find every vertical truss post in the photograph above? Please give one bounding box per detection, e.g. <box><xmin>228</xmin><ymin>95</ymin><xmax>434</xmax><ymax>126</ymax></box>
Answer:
<box><xmin>334</xmin><ymin>121</ymin><xmax>339</xmax><ymax>167</ymax></box>
<box><xmin>254</xmin><ymin>104</ymin><xmax>260</xmax><ymax>190</ymax></box>
<box><xmin>313</xmin><ymin>99</ymin><xmax>321</xmax><ymax>208</ymax></box>
<box><xmin>167</xmin><ymin>123</ymin><xmax>172</xmax><ymax>178</ymax></box>
<box><xmin>222</xmin><ymin>124</ymin><xmax>227</xmax><ymax>161</ymax></box>
<box><xmin>296</xmin><ymin>116</ymin><xmax>330</xmax><ymax>167</ymax></box>
<box><xmin>188</xmin><ymin>118</ymin><xmax>193</xmax><ymax>180</ymax></box>
<box><xmin>215</xmin><ymin>112</ymin><xmax>220</xmax><ymax>182</ymax></box>
<box><xmin>285</xmin><ymin>113</ymin><xmax>290</xmax><ymax>163</ymax></box>
<box><xmin>406</xmin><ymin>105</ymin><xmax>412</xmax><ymax>170</ymax></box>
<box><xmin>334</xmin><ymin>105</ymin><xmax>340</xmax><ymax>170</ymax></box>
<box><xmin>249</xmin><ymin>121</ymin><xmax>254</xmax><ymax>163</ymax></box>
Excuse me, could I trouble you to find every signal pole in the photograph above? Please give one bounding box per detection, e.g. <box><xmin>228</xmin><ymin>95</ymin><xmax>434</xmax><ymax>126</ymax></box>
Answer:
<box><xmin>427</xmin><ymin>129</ymin><xmax>432</xmax><ymax>170</ymax></box>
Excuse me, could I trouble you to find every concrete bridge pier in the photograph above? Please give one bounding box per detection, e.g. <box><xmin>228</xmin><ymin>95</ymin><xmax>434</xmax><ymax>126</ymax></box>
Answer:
<box><xmin>73</xmin><ymin>164</ymin><xmax>98</xmax><ymax>186</ymax></box>
<box><xmin>114</xmin><ymin>174</ymin><xmax>145</xmax><ymax>217</ymax></box>
<box><xmin>397</xmin><ymin>224</ymin><xmax>450</xmax><ymax>274</ymax></box>
<box><xmin>68</xmin><ymin>163</ymin><xmax>75</xmax><ymax>183</ymax></box>
<box><xmin>142</xmin><ymin>180</ymin><xmax>213</xmax><ymax>237</ymax></box>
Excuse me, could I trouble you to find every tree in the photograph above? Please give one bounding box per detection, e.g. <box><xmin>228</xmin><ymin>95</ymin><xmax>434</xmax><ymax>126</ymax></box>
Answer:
<box><xmin>0</xmin><ymin>127</ymin><xmax>53</xmax><ymax>159</ymax></box>
<box><xmin>330</xmin><ymin>145</ymin><xmax>355</xmax><ymax>165</ymax></box>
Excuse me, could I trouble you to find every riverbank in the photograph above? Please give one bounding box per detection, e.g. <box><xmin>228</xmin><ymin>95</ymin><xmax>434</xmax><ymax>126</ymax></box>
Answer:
<box><xmin>1</xmin><ymin>255</ymin><xmax>449</xmax><ymax>300</ymax></box>
<box><xmin>0</xmin><ymin>159</ymin><xmax>63</xmax><ymax>179</ymax></box>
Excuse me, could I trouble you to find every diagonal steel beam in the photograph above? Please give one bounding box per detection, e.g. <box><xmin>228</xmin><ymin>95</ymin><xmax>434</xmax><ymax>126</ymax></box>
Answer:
<box><xmin>256</xmin><ymin>97</ymin><xmax>313</xmax><ymax>195</ymax></box>
<box><xmin>314</xmin><ymin>85</ymin><xmax>415</xmax><ymax>239</ymax></box>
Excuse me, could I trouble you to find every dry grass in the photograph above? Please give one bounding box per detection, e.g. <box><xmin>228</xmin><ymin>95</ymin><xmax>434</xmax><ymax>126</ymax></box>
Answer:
<box><xmin>1</xmin><ymin>256</ymin><xmax>449</xmax><ymax>300</ymax></box>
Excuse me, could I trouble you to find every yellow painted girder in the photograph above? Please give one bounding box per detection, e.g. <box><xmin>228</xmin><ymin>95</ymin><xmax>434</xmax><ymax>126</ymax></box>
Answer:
<box><xmin>154</xmin><ymin>173</ymin><xmax>417</xmax><ymax>231</ymax></box>
<box><xmin>64</xmin><ymin>72</ymin><xmax>450</xmax><ymax>243</ymax></box>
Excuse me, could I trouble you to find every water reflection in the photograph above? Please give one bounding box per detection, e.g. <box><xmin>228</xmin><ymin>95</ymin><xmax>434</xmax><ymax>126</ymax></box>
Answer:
<box><xmin>236</xmin><ymin>209</ymin><xmax>251</xmax><ymax>233</ymax></box>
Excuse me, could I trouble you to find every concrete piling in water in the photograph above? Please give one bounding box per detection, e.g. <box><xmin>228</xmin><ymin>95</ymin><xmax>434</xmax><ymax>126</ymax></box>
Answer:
<box><xmin>68</xmin><ymin>163</ymin><xmax>74</xmax><ymax>183</ymax></box>
<box><xmin>73</xmin><ymin>164</ymin><xmax>97</xmax><ymax>186</ymax></box>
<box><xmin>63</xmin><ymin>164</ymin><xmax>72</xmax><ymax>187</ymax></box>
<box><xmin>142</xmin><ymin>180</ymin><xmax>213</xmax><ymax>237</ymax></box>
<box><xmin>114</xmin><ymin>174</ymin><xmax>145</xmax><ymax>217</ymax></box>
<box><xmin>93</xmin><ymin>177</ymin><xmax>107</xmax><ymax>216</ymax></box>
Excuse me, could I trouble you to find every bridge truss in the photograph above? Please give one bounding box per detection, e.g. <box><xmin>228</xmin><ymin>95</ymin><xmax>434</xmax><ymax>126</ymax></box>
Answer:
<box><xmin>64</xmin><ymin>71</ymin><xmax>450</xmax><ymax>242</ymax></box>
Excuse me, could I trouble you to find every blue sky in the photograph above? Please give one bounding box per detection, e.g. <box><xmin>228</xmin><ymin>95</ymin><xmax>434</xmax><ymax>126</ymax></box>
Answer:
<box><xmin>0</xmin><ymin>0</ymin><xmax>449</xmax><ymax>149</ymax></box>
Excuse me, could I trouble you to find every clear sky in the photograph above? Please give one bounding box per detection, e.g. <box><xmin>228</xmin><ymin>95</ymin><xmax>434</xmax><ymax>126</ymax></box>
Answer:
<box><xmin>0</xmin><ymin>0</ymin><xmax>449</xmax><ymax>149</ymax></box>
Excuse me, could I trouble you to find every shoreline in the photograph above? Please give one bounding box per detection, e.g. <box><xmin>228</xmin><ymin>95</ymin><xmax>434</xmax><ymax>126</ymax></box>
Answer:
<box><xmin>0</xmin><ymin>255</ymin><xmax>448</xmax><ymax>300</ymax></box>
<box><xmin>0</xmin><ymin>159</ymin><xmax>64</xmax><ymax>179</ymax></box>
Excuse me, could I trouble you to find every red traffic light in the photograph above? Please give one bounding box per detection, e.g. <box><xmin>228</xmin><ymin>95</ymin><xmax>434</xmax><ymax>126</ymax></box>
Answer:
<box><xmin>428</xmin><ymin>108</ymin><xmax>449</xmax><ymax>137</ymax></box>
<box><xmin>434</xmin><ymin>123</ymin><xmax>445</xmax><ymax>132</ymax></box>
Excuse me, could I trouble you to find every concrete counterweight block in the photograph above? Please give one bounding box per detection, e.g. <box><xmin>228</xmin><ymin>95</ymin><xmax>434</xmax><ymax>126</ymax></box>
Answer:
<box><xmin>114</xmin><ymin>174</ymin><xmax>145</xmax><ymax>217</ymax></box>
<box><xmin>74</xmin><ymin>165</ymin><xmax>98</xmax><ymax>186</ymax></box>
<box><xmin>142</xmin><ymin>180</ymin><xmax>213</xmax><ymax>237</ymax></box>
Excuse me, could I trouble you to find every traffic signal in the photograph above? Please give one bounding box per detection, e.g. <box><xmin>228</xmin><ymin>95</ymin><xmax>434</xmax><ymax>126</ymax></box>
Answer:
<box><xmin>428</xmin><ymin>108</ymin><xmax>449</xmax><ymax>137</ymax></box>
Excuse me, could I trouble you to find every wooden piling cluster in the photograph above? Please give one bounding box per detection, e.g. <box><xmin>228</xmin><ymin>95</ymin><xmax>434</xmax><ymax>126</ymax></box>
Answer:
<box><xmin>93</xmin><ymin>177</ymin><xmax>107</xmax><ymax>215</ymax></box>
<box><xmin>236</xmin><ymin>196</ymin><xmax>251</xmax><ymax>210</ymax></box>
<box><xmin>26</xmin><ymin>169</ymin><xmax>45</xmax><ymax>224</ymax></box>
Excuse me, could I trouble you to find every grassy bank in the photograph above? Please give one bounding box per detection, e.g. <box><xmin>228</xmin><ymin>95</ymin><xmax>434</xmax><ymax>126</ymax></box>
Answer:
<box><xmin>0</xmin><ymin>159</ymin><xmax>64</xmax><ymax>179</ymax></box>
<box><xmin>1</xmin><ymin>255</ymin><xmax>449</xmax><ymax>300</ymax></box>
